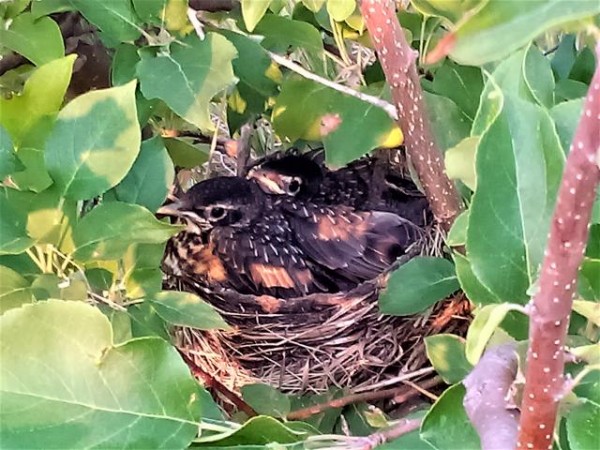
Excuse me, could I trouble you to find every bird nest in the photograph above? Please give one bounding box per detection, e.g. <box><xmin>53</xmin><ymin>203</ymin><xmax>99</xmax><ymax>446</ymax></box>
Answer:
<box><xmin>167</xmin><ymin>223</ymin><xmax>471</xmax><ymax>395</ymax></box>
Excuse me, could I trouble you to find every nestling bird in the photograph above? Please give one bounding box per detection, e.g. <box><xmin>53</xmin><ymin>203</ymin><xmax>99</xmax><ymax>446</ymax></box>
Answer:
<box><xmin>247</xmin><ymin>148</ymin><xmax>431</xmax><ymax>227</ymax></box>
<box><xmin>159</xmin><ymin>176</ymin><xmax>422</xmax><ymax>298</ymax></box>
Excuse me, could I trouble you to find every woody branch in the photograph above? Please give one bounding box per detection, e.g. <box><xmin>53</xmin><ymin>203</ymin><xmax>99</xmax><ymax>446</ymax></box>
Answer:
<box><xmin>516</xmin><ymin>43</ymin><xmax>600</xmax><ymax>450</ymax></box>
<box><xmin>359</xmin><ymin>0</ymin><xmax>463</xmax><ymax>231</ymax></box>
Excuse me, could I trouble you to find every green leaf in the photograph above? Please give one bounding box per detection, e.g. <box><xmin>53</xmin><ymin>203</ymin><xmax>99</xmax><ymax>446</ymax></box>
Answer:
<box><xmin>0</xmin><ymin>55</ymin><xmax>75</xmax><ymax>148</ymax></box>
<box><xmin>0</xmin><ymin>126</ymin><xmax>23</xmax><ymax>179</ymax></box>
<box><xmin>569</xmin><ymin>46</ymin><xmax>596</xmax><ymax>85</ymax></box>
<box><xmin>523</xmin><ymin>44</ymin><xmax>556</xmax><ymax>108</ymax></box>
<box><xmin>0</xmin><ymin>13</ymin><xmax>64</xmax><ymax>66</ymax></box>
<box><xmin>1</xmin><ymin>0</ymin><xmax>31</xmax><ymax>18</ymax></box>
<box><xmin>447</xmin><ymin>210</ymin><xmax>469</xmax><ymax>247</ymax></box>
<box><xmin>431</xmin><ymin>59</ymin><xmax>484</xmax><ymax>121</ymax></box>
<box><xmin>0</xmin><ymin>188</ymin><xmax>34</xmax><ymax>255</ymax></box>
<box><xmin>72</xmin><ymin>202</ymin><xmax>182</xmax><ymax>261</ymax></box>
<box><xmin>411</xmin><ymin>0</ymin><xmax>486</xmax><ymax>23</ymax></box>
<box><xmin>327</xmin><ymin>0</ymin><xmax>355</xmax><ymax>22</ymax></box>
<box><xmin>465</xmin><ymin>303</ymin><xmax>525</xmax><ymax>365</ymax></box>
<box><xmin>578</xmin><ymin>258</ymin><xmax>600</xmax><ymax>301</ymax></box>
<box><xmin>423</xmin><ymin>91</ymin><xmax>471</xmax><ymax>151</ymax></box>
<box><xmin>69</xmin><ymin>0</ymin><xmax>142</xmax><ymax>43</ymax></box>
<box><xmin>421</xmin><ymin>384</ymin><xmax>480</xmax><ymax>450</ymax></box>
<box><xmin>467</xmin><ymin>71</ymin><xmax>565</xmax><ymax>303</ymax></box>
<box><xmin>302</xmin><ymin>0</ymin><xmax>325</xmax><ymax>13</ymax></box>
<box><xmin>0</xmin><ymin>265</ymin><xmax>35</xmax><ymax>314</ymax></box>
<box><xmin>131</xmin><ymin>0</ymin><xmax>167</xmax><ymax>23</ymax></box>
<box><xmin>137</xmin><ymin>33</ymin><xmax>237</xmax><ymax>132</ymax></box>
<box><xmin>550</xmin><ymin>98</ymin><xmax>584</xmax><ymax>153</ymax></box>
<box><xmin>379</xmin><ymin>257</ymin><xmax>459</xmax><ymax>316</ymax></box>
<box><xmin>31</xmin><ymin>273</ymin><xmax>88</xmax><ymax>301</ymax></box>
<box><xmin>572</xmin><ymin>300</ymin><xmax>600</xmax><ymax>326</ymax></box>
<box><xmin>122</xmin><ymin>243</ymin><xmax>165</xmax><ymax>298</ymax></box>
<box><xmin>31</xmin><ymin>0</ymin><xmax>73</xmax><ymax>18</ymax></box>
<box><xmin>112</xmin><ymin>137</ymin><xmax>174</xmax><ymax>212</ymax></box>
<box><xmin>566</xmin><ymin>401</ymin><xmax>599</xmax><ymax>450</ymax></box>
<box><xmin>242</xmin><ymin>0</ymin><xmax>272</xmax><ymax>32</ymax></box>
<box><xmin>425</xmin><ymin>334</ymin><xmax>473</xmax><ymax>384</ymax></box>
<box><xmin>112</xmin><ymin>43</ymin><xmax>140</xmax><ymax>85</ymax></box>
<box><xmin>128</xmin><ymin>301</ymin><xmax>170</xmax><ymax>340</ymax></box>
<box><xmin>242</xmin><ymin>383</ymin><xmax>291</xmax><ymax>418</ymax></box>
<box><xmin>555</xmin><ymin>79</ymin><xmax>589</xmax><ymax>103</ymax></box>
<box><xmin>45</xmin><ymin>81</ymin><xmax>141</xmax><ymax>200</ymax></box>
<box><xmin>551</xmin><ymin>35</ymin><xmax>577</xmax><ymax>80</ymax></box>
<box><xmin>448</xmin><ymin>0</ymin><xmax>600</xmax><ymax>65</ymax></box>
<box><xmin>149</xmin><ymin>291</ymin><xmax>229</xmax><ymax>330</ymax></box>
<box><xmin>194</xmin><ymin>416</ymin><xmax>309</xmax><ymax>446</ymax></box>
<box><xmin>0</xmin><ymin>300</ymin><xmax>200</xmax><ymax>448</ymax></box>
<box><xmin>164</xmin><ymin>137</ymin><xmax>210</xmax><ymax>168</ymax></box>
<box><xmin>253</xmin><ymin>15</ymin><xmax>324</xmax><ymax>69</ymax></box>
<box><xmin>273</xmin><ymin>78</ymin><xmax>400</xmax><ymax>166</ymax></box>
<box><xmin>453</xmin><ymin>253</ymin><xmax>501</xmax><ymax>305</ymax></box>
<box><xmin>444</xmin><ymin>136</ymin><xmax>479</xmax><ymax>190</ymax></box>
<box><xmin>10</xmin><ymin>146</ymin><xmax>54</xmax><ymax>192</ymax></box>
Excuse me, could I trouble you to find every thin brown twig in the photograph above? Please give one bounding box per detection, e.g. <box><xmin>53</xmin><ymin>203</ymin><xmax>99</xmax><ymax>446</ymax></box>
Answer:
<box><xmin>178</xmin><ymin>350</ymin><xmax>257</xmax><ymax>418</ymax></box>
<box><xmin>359</xmin><ymin>0</ymin><xmax>463</xmax><ymax>231</ymax></box>
<box><xmin>287</xmin><ymin>376</ymin><xmax>442</xmax><ymax>420</ymax></box>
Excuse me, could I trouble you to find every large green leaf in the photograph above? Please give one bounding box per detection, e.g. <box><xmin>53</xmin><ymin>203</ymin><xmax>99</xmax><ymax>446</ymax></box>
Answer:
<box><xmin>423</xmin><ymin>91</ymin><xmax>471</xmax><ymax>151</ymax></box>
<box><xmin>241</xmin><ymin>383</ymin><xmax>291</xmax><ymax>418</ymax></box>
<box><xmin>421</xmin><ymin>384</ymin><xmax>480</xmax><ymax>450</ymax></box>
<box><xmin>69</xmin><ymin>0</ymin><xmax>142</xmax><ymax>44</ymax></box>
<box><xmin>453</xmin><ymin>253</ymin><xmax>500</xmax><ymax>306</ymax></box>
<box><xmin>72</xmin><ymin>202</ymin><xmax>182</xmax><ymax>261</ymax></box>
<box><xmin>0</xmin><ymin>126</ymin><xmax>23</xmax><ymax>179</ymax></box>
<box><xmin>425</xmin><ymin>334</ymin><xmax>473</xmax><ymax>384</ymax></box>
<box><xmin>45</xmin><ymin>81</ymin><xmax>141</xmax><ymax>200</ymax></box>
<box><xmin>0</xmin><ymin>300</ymin><xmax>200</xmax><ymax>448</ymax></box>
<box><xmin>149</xmin><ymin>291</ymin><xmax>229</xmax><ymax>330</ymax></box>
<box><xmin>430</xmin><ymin>59</ymin><xmax>484</xmax><ymax>121</ymax></box>
<box><xmin>379</xmin><ymin>257</ymin><xmax>459</xmax><ymax>316</ymax></box>
<box><xmin>273</xmin><ymin>77</ymin><xmax>401</xmax><ymax>166</ymax></box>
<box><xmin>467</xmin><ymin>71</ymin><xmax>564</xmax><ymax>302</ymax></box>
<box><xmin>550</xmin><ymin>98</ymin><xmax>584</xmax><ymax>153</ymax></box>
<box><xmin>137</xmin><ymin>33</ymin><xmax>237</xmax><ymax>132</ymax></box>
<box><xmin>0</xmin><ymin>12</ymin><xmax>64</xmax><ymax>66</ymax></box>
<box><xmin>0</xmin><ymin>265</ymin><xmax>35</xmax><ymax>314</ymax></box>
<box><xmin>0</xmin><ymin>55</ymin><xmax>75</xmax><ymax>148</ymax></box>
<box><xmin>566</xmin><ymin>401</ymin><xmax>599</xmax><ymax>450</ymax></box>
<box><xmin>112</xmin><ymin>136</ymin><xmax>174</xmax><ymax>212</ymax></box>
<box><xmin>447</xmin><ymin>0</ymin><xmax>600</xmax><ymax>65</ymax></box>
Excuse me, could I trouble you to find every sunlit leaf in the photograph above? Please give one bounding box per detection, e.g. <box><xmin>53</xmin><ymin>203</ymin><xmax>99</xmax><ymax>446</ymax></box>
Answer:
<box><xmin>425</xmin><ymin>334</ymin><xmax>473</xmax><ymax>384</ymax></box>
<box><xmin>0</xmin><ymin>265</ymin><xmax>34</xmax><ymax>314</ymax></box>
<box><xmin>137</xmin><ymin>33</ymin><xmax>237</xmax><ymax>132</ymax></box>
<box><xmin>444</xmin><ymin>136</ymin><xmax>478</xmax><ymax>190</ymax></box>
<box><xmin>0</xmin><ymin>55</ymin><xmax>75</xmax><ymax>148</ymax></box>
<box><xmin>0</xmin><ymin>300</ymin><xmax>201</xmax><ymax>448</ymax></box>
<box><xmin>45</xmin><ymin>81</ymin><xmax>141</xmax><ymax>200</ymax></box>
<box><xmin>241</xmin><ymin>0</ymin><xmax>272</xmax><ymax>32</ymax></box>
<box><xmin>327</xmin><ymin>0</ymin><xmax>355</xmax><ymax>22</ymax></box>
<box><xmin>122</xmin><ymin>244</ymin><xmax>165</xmax><ymax>298</ymax></box>
<box><xmin>465</xmin><ymin>303</ymin><xmax>525</xmax><ymax>365</ymax></box>
<box><xmin>273</xmin><ymin>78</ymin><xmax>400</xmax><ymax>166</ymax></box>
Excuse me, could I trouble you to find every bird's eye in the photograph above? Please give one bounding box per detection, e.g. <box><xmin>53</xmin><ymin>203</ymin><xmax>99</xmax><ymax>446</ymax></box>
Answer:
<box><xmin>287</xmin><ymin>178</ymin><xmax>302</xmax><ymax>195</ymax></box>
<box><xmin>208</xmin><ymin>206</ymin><xmax>227</xmax><ymax>220</ymax></box>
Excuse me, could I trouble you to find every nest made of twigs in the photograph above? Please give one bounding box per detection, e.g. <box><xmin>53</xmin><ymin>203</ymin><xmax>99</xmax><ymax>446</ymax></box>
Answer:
<box><xmin>167</xmin><ymin>223</ymin><xmax>471</xmax><ymax>395</ymax></box>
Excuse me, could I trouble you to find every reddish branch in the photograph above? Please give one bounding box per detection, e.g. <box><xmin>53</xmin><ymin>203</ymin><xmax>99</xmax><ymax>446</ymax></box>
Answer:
<box><xmin>286</xmin><ymin>376</ymin><xmax>441</xmax><ymax>420</ymax></box>
<box><xmin>517</xmin><ymin>43</ymin><xmax>600</xmax><ymax>449</ymax></box>
<box><xmin>463</xmin><ymin>344</ymin><xmax>520</xmax><ymax>449</ymax></box>
<box><xmin>359</xmin><ymin>0</ymin><xmax>463</xmax><ymax>231</ymax></box>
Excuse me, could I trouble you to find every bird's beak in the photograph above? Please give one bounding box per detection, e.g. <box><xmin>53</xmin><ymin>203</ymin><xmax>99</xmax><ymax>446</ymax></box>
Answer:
<box><xmin>247</xmin><ymin>167</ymin><xmax>286</xmax><ymax>195</ymax></box>
<box><xmin>157</xmin><ymin>201</ymin><xmax>184</xmax><ymax>216</ymax></box>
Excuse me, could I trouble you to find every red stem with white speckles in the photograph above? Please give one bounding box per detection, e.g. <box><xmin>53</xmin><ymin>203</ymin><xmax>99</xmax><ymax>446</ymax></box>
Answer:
<box><xmin>517</xmin><ymin>43</ymin><xmax>600</xmax><ymax>450</ymax></box>
<box><xmin>359</xmin><ymin>0</ymin><xmax>463</xmax><ymax>231</ymax></box>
